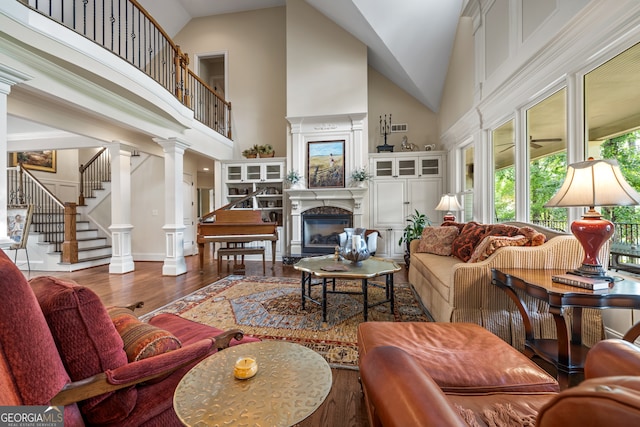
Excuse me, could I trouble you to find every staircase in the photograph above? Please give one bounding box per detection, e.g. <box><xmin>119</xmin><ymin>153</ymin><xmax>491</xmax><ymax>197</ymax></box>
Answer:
<box><xmin>27</xmin><ymin>211</ymin><xmax>112</xmax><ymax>271</ymax></box>
<box><xmin>7</xmin><ymin>152</ymin><xmax>147</xmax><ymax>272</ymax></box>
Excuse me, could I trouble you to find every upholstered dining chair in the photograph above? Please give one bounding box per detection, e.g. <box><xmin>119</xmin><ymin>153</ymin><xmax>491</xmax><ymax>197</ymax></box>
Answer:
<box><xmin>0</xmin><ymin>250</ymin><xmax>259</xmax><ymax>426</ymax></box>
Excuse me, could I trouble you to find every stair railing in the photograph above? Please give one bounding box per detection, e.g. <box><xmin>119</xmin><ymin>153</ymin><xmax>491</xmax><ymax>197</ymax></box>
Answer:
<box><xmin>7</xmin><ymin>164</ymin><xmax>78</xmax><ymax>261</ymax></box>
<box><xmin>18</xmin><ymin>0</ymin><xmax>232</xmax><ymax>138</ymax></box>
<box><xmin>79</xmin><ymin>147</ymin><xmax>110</xmax><ymax>206</ymax></box>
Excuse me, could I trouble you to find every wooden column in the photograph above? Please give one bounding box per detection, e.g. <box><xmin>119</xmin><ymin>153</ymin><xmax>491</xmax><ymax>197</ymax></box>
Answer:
<box><xmin>62</xmin><ymin>202</ymin><xmax>78</xmax><ymax>263</ymax></box>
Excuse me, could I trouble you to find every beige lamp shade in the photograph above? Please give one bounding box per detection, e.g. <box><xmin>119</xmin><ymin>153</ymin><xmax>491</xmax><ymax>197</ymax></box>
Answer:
<box><xmin>435</xmin><ymin>194</ymin><xmax>462</xmax><ymax>221</ymax></box>
<box><xmin>544</xmin><ymin>159</ymin><xmax>640</xmax><ymax>208</ymax></box>
<box><xmin>435</xmin><ymin>194</ymin><xmax>463</xmax><ymax>212</ymax></box>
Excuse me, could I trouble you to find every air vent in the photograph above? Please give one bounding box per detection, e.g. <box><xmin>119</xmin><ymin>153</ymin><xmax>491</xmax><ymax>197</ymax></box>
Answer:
<box><xmin>391</xmin><ymin>123</ymin><xmax>408</xmax><ymax>132</ymax></box>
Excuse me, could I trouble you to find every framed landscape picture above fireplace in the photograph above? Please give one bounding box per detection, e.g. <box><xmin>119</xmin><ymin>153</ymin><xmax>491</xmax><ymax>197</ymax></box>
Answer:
<box><xmin>307</xmin><ymin>140</ymin><xmax>345</xmax><ymax>188</ymax></box>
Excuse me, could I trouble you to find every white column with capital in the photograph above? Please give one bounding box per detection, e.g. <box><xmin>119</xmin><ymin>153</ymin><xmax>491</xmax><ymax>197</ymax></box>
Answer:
<box><xmin>107</xmin><ymin>142</ymin><xmax>135</xmax><ymax>274</ymax></box>
<box><xmin>154</xmin><ymin>137</ymin><xmax>190</xmax><ymax>276</ymax></box>
<box><xmin>0</xmin><ymin>66</ymin><xmax>31</xmax><ymax>244</ymax></box>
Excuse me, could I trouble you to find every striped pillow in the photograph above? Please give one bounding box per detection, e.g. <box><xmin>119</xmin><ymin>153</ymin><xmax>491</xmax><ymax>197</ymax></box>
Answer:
<box><xmin>107</xmin><ymin>307</ymin><xmax>181</xmax><ymax>362</ymax></box>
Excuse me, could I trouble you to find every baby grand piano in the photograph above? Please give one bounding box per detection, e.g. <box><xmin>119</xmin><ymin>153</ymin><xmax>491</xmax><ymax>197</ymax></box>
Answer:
<box><xmin>197</xmin><ymin>188</ymin><xmax>278</xmax><ymax>272</ymax></box>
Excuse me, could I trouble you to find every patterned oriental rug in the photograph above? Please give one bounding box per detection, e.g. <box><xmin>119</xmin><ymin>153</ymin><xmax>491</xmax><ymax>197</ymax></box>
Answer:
<box><xmin>141</xmin><ymin>275</ymin><xmax>430</xmax><ymax>369</ymax></box>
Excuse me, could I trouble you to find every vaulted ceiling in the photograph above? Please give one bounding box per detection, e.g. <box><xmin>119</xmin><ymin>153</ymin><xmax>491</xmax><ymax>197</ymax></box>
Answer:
<box><xmin>167</xmin><ymin>0</ymin><xmax>464</xmax><ymax>113</ymax></box>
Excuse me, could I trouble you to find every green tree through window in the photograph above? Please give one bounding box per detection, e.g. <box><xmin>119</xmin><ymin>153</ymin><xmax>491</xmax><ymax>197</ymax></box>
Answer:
<box><xmin>531</xmin><ymin>152</ymin><xmax>567</xmax><ymax>229</ymax></box>
<box><xmin>600</xmin><ymin>131</ymin><xmax>640</xmax><ymax>228</ymax></box>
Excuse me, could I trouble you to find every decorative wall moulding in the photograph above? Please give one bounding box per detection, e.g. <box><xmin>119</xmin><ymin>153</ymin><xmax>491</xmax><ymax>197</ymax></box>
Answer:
<box><xmin>314</xmin><ymin>124</ymin><xmax>338</xmax><ymax>131</ymax></box>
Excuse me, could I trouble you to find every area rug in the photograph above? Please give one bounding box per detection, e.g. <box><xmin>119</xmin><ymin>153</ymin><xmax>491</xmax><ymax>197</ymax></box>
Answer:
<box><xmin>141</xmin><ymin>275</ymin><xmax>430</xmax><ymax>369</ymax></box>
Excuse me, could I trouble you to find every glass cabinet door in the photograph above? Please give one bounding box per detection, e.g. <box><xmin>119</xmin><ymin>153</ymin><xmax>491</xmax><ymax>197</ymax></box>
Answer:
<box><xmin>397</xmin><ymin>159</ymin><xmax>417</xmax><ymax>177</ymax></box>
<box><xmin>265</xmin><ymin>164</ymin><xmax>282</xmax><ymax>181</ymax></box>
<box><xmin>246</xmin><ymin>165</ymin><xmax>262</xmax><ymax>181</ymax></box>
<box><xmin>373</xmin><ymin>159</ymin><xmax>394</xmax><ymax>177</ymax></box>
<box><xmin>419</xmin><ymin>158</ymin><xmax>440</xmax><ymax>176</ymax></box>
<box><xmin>226</xmin><ymin>165</ymin><xmax>243</xmax><ymax>181</ymax></box>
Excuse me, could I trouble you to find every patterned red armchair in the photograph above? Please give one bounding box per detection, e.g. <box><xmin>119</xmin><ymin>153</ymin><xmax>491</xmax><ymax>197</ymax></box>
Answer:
<box><xmin>0</xmin><ymin>250</ymin><xmax>258</xmax><ymax>426</ymax></box>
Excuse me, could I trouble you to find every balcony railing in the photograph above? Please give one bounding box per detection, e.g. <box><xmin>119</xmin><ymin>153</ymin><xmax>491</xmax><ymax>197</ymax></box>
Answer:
<box><xmin>18</xmin><ymin>0</ymin><xmax>231</xmax><ymax>139</ymax></box>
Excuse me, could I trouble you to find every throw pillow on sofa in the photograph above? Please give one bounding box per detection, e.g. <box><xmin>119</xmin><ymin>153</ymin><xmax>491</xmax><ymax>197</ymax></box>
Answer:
<box><xmin>107</xmin><ymin>306</ymin><xmax>182</xmax><ymax>362</ymax></box>
<box><xmin>484</xmin><ymin>223</ymin><xmax>522</xmax><ymax>238</ymax></box>
<box><xmin>416</xmin><ymin>226</ymin><xmax>460</xmax><ymax>256</ymax></box>
<box><xmin>451</xmin><ymin>222</ymin><xmax>490</xmax><ymax>262</ymax></box>
<box><xmin>30</xmin><ymin>276</ymin><xmax>136</xmax><ymax>425</ymax></box>
<box><xmin>468</xmin><ymin>234</ymin><xmax>529</xmax><ymax>263</ymax></box>
<box><xmin>518</xmin><ymin>226</ymin><xmax>547</xmax><ymax>246</ymax></box>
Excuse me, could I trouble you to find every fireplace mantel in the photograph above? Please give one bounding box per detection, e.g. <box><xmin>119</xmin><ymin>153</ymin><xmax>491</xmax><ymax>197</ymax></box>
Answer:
<box><xmin>286</xmin><ymin>187</ymin><xmax>366</xmax><ymax>208</ymax></box>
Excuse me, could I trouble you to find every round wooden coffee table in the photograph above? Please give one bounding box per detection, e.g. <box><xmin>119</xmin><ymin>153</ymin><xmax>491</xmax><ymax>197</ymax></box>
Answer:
<box><xmin>173</xmin><ymin>340</ymin><xmax>332</xmax><ymax>426</ymax></box>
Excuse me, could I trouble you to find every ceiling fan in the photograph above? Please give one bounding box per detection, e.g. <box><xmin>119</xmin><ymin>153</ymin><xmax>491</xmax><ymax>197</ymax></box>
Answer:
<box><xmin>497</xmin><ymin>136</ymin><xmax>563</xmax><ymax>153</ymax></box>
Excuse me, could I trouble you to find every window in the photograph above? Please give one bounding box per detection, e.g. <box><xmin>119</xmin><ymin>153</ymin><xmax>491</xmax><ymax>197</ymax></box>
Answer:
<box><xmin>527</xmin><ymin>88</ymin><xmax>568</xmax><ymax>230</ymax></box>
<box><xmin>493</xmin><ymin>120</ymin><xmax>515</xmax><ymax>222</ymax></box>
<box><xmin>462</xmin><ymin>145</ymin><xmax>474</xmax><ymax>222</ymax></box>
<box><xmin>585</xmin><ymin>42</ymin><xmax>640</xmax><ymax>242</ymax></box>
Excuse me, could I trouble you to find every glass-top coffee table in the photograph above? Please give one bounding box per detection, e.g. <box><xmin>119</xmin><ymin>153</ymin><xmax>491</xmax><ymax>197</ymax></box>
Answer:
<box><xmin>173</xmin><ymin>340</ymin><xmax>332</xmax><ymax>426</ymax></box>
<box><xmin>293</xmin><ymin>255</ymin><xmax>401</xmax><ymax>322</ymax></box>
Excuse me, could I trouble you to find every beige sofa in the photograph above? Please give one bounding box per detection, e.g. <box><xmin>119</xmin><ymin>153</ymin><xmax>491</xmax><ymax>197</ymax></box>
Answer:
<box><xmin>408</xmin><ymin>221</ymin><xmax>608</xmax><ymax>350</ymax></box>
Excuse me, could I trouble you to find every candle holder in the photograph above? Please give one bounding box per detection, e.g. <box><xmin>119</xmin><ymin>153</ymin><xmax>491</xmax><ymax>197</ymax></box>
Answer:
<box><xmin>377</xmin><ymin>114</ymin><xmax>394</xmax><ymax>153</ymax></box>
<box><xmin>233</xmin><ymin>356</ymin><xmax>258</xmax><ymax>379</ymax></box>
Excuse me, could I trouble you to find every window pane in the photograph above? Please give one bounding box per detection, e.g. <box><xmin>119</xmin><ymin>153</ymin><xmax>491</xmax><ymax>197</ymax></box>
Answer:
<box><xmin>463</xmin><ymin>146</ymin><xmax>474</xmax><ymax>222</ymax></box>
<box><xmin>493</xmin><ymin>120</ymin><xmax>515</xmax><ymax>222</ymax></box>
<box><xmin>527</xmin><ymin>89</ymin><xmax>568</xmax><ymax>231</ymax></box>
<box><xmin>585</xmin><ymin>42</ymin><xmax>640</xmax><ymax>247</ymax></box>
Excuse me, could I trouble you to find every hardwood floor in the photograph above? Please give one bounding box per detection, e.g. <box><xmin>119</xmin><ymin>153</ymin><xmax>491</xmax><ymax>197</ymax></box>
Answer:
<box><xmin>35</xmin><ymin>251</ymin><xmax>409</xmax><ymax>427</ymax></box>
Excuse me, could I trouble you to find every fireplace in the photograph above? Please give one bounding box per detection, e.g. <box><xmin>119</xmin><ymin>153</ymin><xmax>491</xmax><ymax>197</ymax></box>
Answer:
<box><xmin>301</xmin><ymin>207</ymin><xmax>352</xmax><ymax>254</ymax></box>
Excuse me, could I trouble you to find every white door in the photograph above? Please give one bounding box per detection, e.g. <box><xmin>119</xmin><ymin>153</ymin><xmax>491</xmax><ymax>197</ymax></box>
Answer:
<box><xmin>372</xmin><ymin>179</ymin><xmax>407</xmax><ymax>258</ymax></box>
<box><xmin>407</xmin><ymin>178</ymin><xmax>443</xmax><ymax>226</ymax></box>
<box><xmin>372</xmin><ymin>179</ymin><xmax>407</xmax><ymax>229</ymax></box>
<box><xmin>183</xmin><ymin>174</ymin><xmax>195</xmax><ymax>255</ymax></box>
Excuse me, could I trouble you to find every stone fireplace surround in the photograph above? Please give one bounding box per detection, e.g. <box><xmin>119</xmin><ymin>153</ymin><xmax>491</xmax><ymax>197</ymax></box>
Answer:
<box><xmin>284</xmin><ymin>113</ymin><xmax>369</xmax><ymax>257</ymax></box>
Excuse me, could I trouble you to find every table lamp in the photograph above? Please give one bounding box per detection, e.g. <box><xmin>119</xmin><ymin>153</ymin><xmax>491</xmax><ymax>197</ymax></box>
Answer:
<box><xmin>544</xmin><ymin>158</ymin><xmax>640</xmax><ymax>281</ymax></box>
<box><xmin>435</xmin><ymin>194</ymin><xmax>463</xmax><ymax>222</ymax></box>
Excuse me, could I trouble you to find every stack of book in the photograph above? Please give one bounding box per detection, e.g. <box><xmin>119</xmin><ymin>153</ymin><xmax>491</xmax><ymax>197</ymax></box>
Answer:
<box><xmin>551</xmin><ymin>273</ymin><xmax>612</xmax><ymax>290</ymax></box>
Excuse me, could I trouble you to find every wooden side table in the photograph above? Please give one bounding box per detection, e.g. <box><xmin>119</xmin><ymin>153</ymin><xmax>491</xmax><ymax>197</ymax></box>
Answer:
<box><xmin>492</xmin><ymin>268</ymin><xmax>640</xmax><ymax>389</ymax></box>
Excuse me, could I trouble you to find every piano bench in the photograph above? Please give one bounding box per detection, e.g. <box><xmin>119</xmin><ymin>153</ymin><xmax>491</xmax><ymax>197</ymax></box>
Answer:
<box><xmin>217</xmin><ymin>246</ymin><xmax>266</xmax><ymax>274</ymax></box>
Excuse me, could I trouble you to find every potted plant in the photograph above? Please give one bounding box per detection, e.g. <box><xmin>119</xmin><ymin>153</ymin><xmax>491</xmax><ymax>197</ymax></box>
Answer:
<box><xmin>242</xmin><ymin>145</ymin><xmax>259</xmax><ymax>158</ymax></box>
<box><xmin>286</xmin><ymin>170</ymin><xmax>303</xmax><ymax>189</ymax></box>
<box><xmin>398</xmin><ymin>209</ymin><xmax>431</xmax><ymax>267</ymax></box>
<box><xmin>350</xmin><ymin>167</ymin><xmax>372</xmax><ymax>187</ymax></box>
<box><xmin>258</xmin><ymin>144</ymin><xmax>275</xmax><ymax>158</ymax></box>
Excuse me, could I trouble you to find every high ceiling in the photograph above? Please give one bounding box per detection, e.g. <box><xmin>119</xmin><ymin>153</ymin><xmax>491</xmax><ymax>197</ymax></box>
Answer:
<box><xmin>170</xmin><ymin>0</ymin><xmax>464</xmax><ymax>112</ymax></box>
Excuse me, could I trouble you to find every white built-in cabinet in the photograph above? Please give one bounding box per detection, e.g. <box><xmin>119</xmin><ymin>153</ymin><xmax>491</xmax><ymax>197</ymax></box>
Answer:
<box><xmin>370</xmin><ymin>152</ymin><xmax>446</xmax><ymax>259</ymax></box>
<box><xmin>221</xmin><ymin>158</ymin><xmax>285</xmax><ymax>259</ymax></box>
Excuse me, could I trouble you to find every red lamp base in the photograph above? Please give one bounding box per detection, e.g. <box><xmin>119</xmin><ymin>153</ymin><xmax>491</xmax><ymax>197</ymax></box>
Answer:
<box><xmin>443</xmin><ymin>213</ymin><xmax>456</xmax><ymax>222</ymax></box>
<box><xmin>569</xmin><ymin>209</ymin><xmax>614</xmax><ymax>281</ymax></box>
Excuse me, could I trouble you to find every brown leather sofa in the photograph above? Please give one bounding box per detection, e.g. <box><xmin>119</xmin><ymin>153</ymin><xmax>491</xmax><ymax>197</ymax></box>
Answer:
<box><xmin>358</xmin><ymin>322</ymin><xmax>640</xmax><ymax>426</ymax></box>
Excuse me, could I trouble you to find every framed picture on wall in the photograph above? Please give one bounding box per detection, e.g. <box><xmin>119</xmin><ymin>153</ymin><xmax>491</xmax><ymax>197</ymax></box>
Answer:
<box><xmin>11</xmin><ymin>150</ymin><xmax>57</xmax><ymax>173</ymax></box>
<box><xmin>307</xmin><ymin>140</ymin><xmax>345</xmax><ymax>189</ymax></box>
